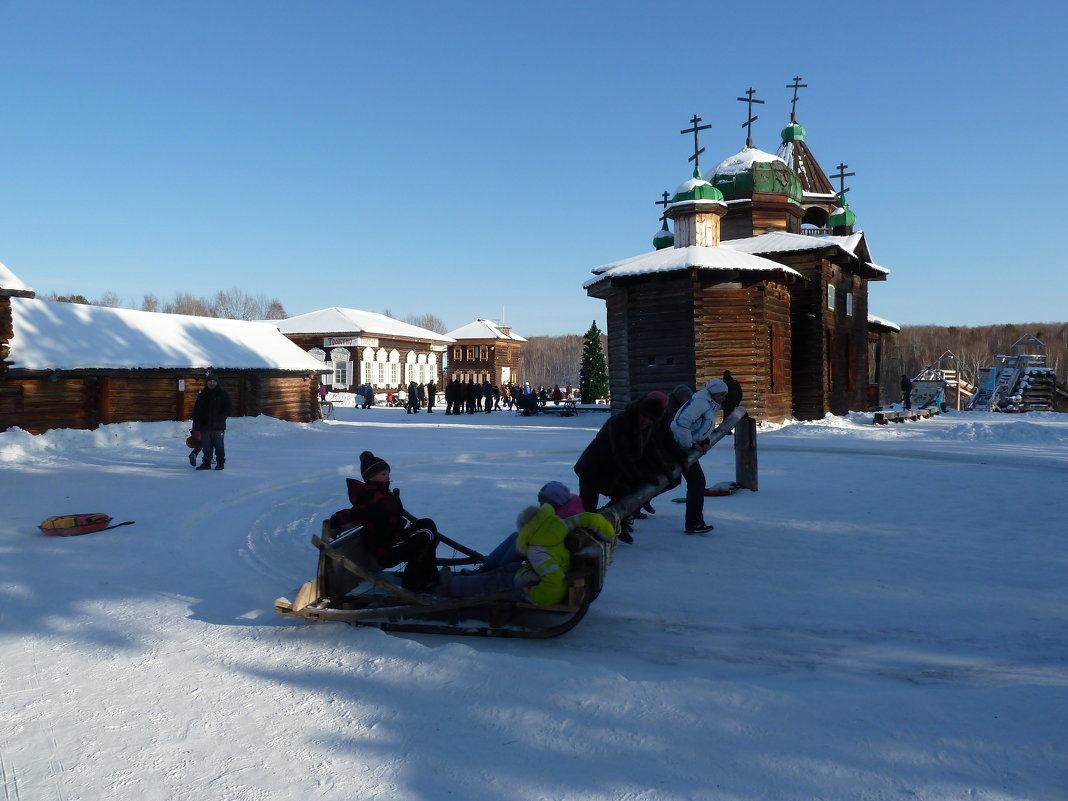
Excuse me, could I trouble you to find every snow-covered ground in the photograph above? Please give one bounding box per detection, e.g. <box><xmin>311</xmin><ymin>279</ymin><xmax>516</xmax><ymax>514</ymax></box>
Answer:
<box><xmin>2</xmin><ymin>407</ymin><xmax>1066</xmax><ymax>801</ymax></box>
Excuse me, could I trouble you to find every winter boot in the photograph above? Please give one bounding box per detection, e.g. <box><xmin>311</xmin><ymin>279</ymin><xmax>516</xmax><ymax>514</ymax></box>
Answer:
<box><xmin>214</xmin><ymin>460</ymin><xmax>225</xmax><ymax>471</ymax></box>
<box><xmin>196</xmin><ymin>462</ymin><xmax>211</xmax><ymax>471</ymax></box>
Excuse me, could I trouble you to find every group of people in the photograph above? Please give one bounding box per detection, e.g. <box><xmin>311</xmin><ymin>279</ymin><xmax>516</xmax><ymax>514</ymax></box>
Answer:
<box><xmin>315</xmin><ymin>370</ymin><xmax>743</xmax><ymax>606</ymax></box>
<box><xmin>328</xmin><ymin>451</ymin><xmax>615</xmax><ymax>606</ymax></box>
<box><xmin>573</xmin><ymin>370</ymin><xmax>742</xmax><ymax>542</ymax></box>
<box><xmin>315</xmin><ymin>379</ymin><xmax>583</xmax><ymax>417</ymax></box>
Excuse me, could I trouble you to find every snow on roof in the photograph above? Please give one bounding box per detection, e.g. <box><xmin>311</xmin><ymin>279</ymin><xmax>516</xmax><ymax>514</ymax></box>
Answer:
<box><xmin>7</xmin><ymin>297</ymin><xmax>326</xmax><ymax>372</ymax></box>
<box><xmin>446</xmin><ymin>319</ymin><xmax>527</xmax><ymax>342</ymax></box>
<box><xmin>674</xmin><ymin>175</ymin><xmax>715</xmax><ymax>194</ymax></box>
<box><xmin>712</xmin><ymin>147</ymin><xmax>786</xmax><ymax>176</ymax></box>
<box><xmin>273</xmin><ymin>307</ymin><xmax>454</xmax><ymax>343</ymax></box>
<box><xmin>722</xmin><ymin>231</ymin><xmax>890</xmax><ymax>276</ymax></box>
<box><xmin>721</xmin><ymin>230</ymin><xmax>850</xmax><ymax>256</ymax></box>
<box><xmin>0</xmin><ymin>261</ymin><xmax>34</xmax><ymax>294</ymax></box>
<box><xmin>868</xmin><ymin>313</ymin><xmax>900</xmax><ymax>332</ymax></box>
<box><xmin>585</xmin><ymin>245</ymin><xmax>802</xmax><ymax>288</ymax></box>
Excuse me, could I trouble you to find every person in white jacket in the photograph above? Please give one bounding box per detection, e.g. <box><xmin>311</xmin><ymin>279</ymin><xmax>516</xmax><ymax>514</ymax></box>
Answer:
<box><xmin>669</xmin><ymin>378</ymin><xmax>728</xmax><ymax>534</ymax></box>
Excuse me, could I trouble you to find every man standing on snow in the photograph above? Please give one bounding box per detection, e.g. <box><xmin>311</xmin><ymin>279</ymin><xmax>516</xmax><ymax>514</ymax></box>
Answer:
<box><xmin>670</xmin><ymin>378</ymin><xmax>728</xmax><ymax>535</ymax></box>
<box><xmin>900</xmin><ymin>374</ymin><xmax>913</xmax><ymax>410</ymax></box>
<box><xmin>193</xmin><ymin>373</ymin><xmax>232</xmax><ymax>471</ymax></box>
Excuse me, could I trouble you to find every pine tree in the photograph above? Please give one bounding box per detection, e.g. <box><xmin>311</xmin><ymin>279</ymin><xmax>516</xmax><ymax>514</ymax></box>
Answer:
<box><xmin>579</xmin><ymin>321</ymin><xmax>609</xmax><ymax>404</ymax></box>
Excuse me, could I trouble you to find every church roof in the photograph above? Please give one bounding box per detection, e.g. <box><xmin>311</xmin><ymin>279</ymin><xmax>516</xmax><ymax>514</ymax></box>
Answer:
<box><xmin>0</xmin><ymin>262</ymin><xmax>34</xmax><ymax>296</ymax></box>
<box><xmin>7</xmin><ymin>297</ymin><xmax>325</xmax><ymax>372</ymax></box>
<box><xmin>776</xmin><ymin>138</ymin><xmax>836</xmax><ymax>198</ymax></box>
<box><xmin>723</xmin><ymin>231</ymin><xmax>889</xmax><ymax>276</ymax></box>
<box><xmin>446</xmin><ymin>319</ymin><xmax>527</xmax><ymax>342</ymax></box>
<box><xmin>584</xmin><ymin>244</ymin><xmax>802</xmax><ymax>289</ymax></box>
<box><xmin>274</xmin><ymin>307</ymin><xmax>455</xmax><ymax>343</ymax></box>
<box><xmin>868</xmin><ymin>313</ymin><xmax>900</xmax><ymax>332</ymax></box>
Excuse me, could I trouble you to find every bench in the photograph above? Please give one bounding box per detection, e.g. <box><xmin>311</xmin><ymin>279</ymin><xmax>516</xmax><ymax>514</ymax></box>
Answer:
<box><xmin>873</xmin><ymin>408</ymin><xmax>935</xmax><ymax>424</ymax></box>
<box><xmin>536</xmin><ymin>399</ymin><xmax>578</xmax><ymax>416</ymax></box>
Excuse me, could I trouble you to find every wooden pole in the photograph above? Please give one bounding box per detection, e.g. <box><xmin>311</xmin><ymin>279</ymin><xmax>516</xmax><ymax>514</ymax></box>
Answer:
<box><xmin>734</xmin><ymin>415</ymin><xmax>758</xmax><ymax>491</ymax></box>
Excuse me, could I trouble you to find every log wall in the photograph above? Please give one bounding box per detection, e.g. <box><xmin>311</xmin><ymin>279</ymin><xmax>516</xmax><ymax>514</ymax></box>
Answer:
<box><xmin>0</xmin><ymin>370</ymin><xmax>318</xmax><ymax>434</ymax></box>
<box><xmin>787</xmin><ymin>252</ymin><xmax>874</xmax><ymax>419</ymax></box>
<box><xmin>622</xmin><ymin>277</ymin><xmax>696</xmax><ymax>404</ymax></box>
<box><xmin>694</xmin><ymin>277</ymin><xmax>793</xmax><ymax>423</ymax></box>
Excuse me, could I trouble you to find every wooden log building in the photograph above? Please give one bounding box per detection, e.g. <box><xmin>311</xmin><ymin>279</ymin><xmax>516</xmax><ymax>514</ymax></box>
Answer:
<box><xmin>1</xmin><ymin>265</ymin><xmax>324</xmax><ymax>434</ymax></box>
<box><xmin>444</xmin><ymin>319</ymin><xmax>526</xmax><ymax>387</ymax></box>
<box><xmin>273</xmin><ymin>307</ymin><xmax>454</xmax><ymax>394</ymax></box>
<box><xmin>585</xmin><ymin>98</ymin><xmax>894</xmax><ymax>423</ymax></box>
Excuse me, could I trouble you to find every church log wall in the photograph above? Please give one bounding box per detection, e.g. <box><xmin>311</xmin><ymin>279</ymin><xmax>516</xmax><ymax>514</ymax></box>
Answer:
<box><xmin>621</xmin><ymin>277</ymin><xmax>696</xmax><ymax>405</ymax></box>
<box><xmin>604</xmin><ymin>289</ymin><xmax>630</xmax><ymax>410</ymax></box>
<box><xmin>694</xmin><ymin>279</ymin><xmax>793</xmax><ymax>424</ymax></box>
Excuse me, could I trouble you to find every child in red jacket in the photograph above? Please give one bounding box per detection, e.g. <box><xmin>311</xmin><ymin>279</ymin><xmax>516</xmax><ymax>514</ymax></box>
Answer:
<box><xmin>331</xmin><ymin>451</ymin><xmax>439</xmax><ymax>592</ymax></box>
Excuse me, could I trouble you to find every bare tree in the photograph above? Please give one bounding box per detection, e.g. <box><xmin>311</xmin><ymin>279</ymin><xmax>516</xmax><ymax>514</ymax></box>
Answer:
<box><xmin>213</xmin><ymin>288</ymin><xmax>264</xmax><ymax>321</ymax></box>
<box><xmin>263</xmin><ymin>299</ymin><xmax>287</xmax><ymax>320</ymax></box>
<box><xmin>404</xmin><ymin>313</ymin><xmax>447</xmax><ymax>334</ymax></box>
<box><xmin>95</xmin><ymin>291</ymin><xmax>123</xmax><ymax>308</ymax></box>
<box><xmin>164</xmin><ymin>292</ymin><xmax>217</xmax><ymax>317</ymax></box>
<box><xmin>521</xmin><ymin>334</ymin><xmax>588</xmax><ymax>388</ymax></box>
<box><xmin>141</xmin><ymin>293</ymin><xmax>160</xmax><ymax>312</ymax></box>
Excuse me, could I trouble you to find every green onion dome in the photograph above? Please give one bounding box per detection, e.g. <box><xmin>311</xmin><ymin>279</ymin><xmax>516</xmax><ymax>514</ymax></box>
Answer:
<box><xmin>653</xmin><ymin>218</ymin><xmax>674</xmax><ymax>250</ymax></box>
<box><xmin>670</xmin><ymin>165</ymin><xmax>724</xmax><ymax>204</ymax></box>
<box><xmin>710</xmin><ymin>147</ymin><xmax>802</xmax><ymax>203</ymax></box>
<box><xmin>829</xmin><ymin>199</ymin><xmax>857</xmax><ymax>228</ymax></box>
<box><xmin>781</xmin><ymin>122</ymin><xmax>807</xmax><ymax>143</ymax></box>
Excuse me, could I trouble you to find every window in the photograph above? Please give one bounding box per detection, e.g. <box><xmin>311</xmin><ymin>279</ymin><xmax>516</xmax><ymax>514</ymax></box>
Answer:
<box><xmin>333</xmin><ymin>360</ymin><xmax>352</xmax><ymax>388</ymax></box>
<box><xmin>846</xmin><ymin>292</ymin><xmax>854</xmax><ymax>317</ymax></box>
<box><xmin>827</xmin><ymin>283</ymin><xmax>836</xmax><ymax>311</ymax></box>
<box><xmin>330</xmin><ymin>348</ymin><xmax>351</xmax><ymax>389</ymax></box>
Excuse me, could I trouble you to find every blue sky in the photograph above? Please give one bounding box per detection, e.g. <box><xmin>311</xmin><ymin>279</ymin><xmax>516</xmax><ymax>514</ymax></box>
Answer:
<box><xmin>1</xmin><ymin>1</ymin><xmax>1065</xmax><ymax>337</ymax></box>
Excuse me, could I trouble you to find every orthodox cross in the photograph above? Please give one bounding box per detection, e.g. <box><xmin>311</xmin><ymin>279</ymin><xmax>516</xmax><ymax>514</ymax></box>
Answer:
<box><xmin>737</xmin><ymin>87</ymin><xmax>764</xmax><ymax>147</ymax></box>
<box><xmin>831</xmin><ymin>163</ymin><xmax>855</xmax><ymax>200</ymax></box>
<box><xmin>680</xmin><ymin>114</ymin><xmax>712</xmax><ymax>168</ymax></box>
<box><xmin>655</xmin><ymin>190</ymin><xmax>671</xmax><ymax>219</ymax></box>
<box><xmin>787</xmin><ymin>76</ymin><xmax>807</xmax><ymax>123</ymax></box>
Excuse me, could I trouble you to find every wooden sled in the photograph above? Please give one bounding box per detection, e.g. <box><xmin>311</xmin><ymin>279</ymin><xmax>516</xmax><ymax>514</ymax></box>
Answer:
<box><xmin>275</xmin><ymin>518</ymin><xmax>615</xmax><ymax>638</ymax></box>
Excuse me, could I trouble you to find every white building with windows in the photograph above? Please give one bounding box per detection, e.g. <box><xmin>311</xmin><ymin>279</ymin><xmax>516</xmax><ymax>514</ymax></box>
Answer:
<box><xmin>272</xmin><ymin>308</ymin><xmax>454</xmax><ymax>396</ymax></box>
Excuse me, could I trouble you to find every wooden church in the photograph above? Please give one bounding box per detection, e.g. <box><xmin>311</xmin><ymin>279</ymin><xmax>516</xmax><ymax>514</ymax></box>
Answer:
<box><xmin>585</xmin><ymin>81</ymin><xmax>892</xmax><ymax>423</ymax></box>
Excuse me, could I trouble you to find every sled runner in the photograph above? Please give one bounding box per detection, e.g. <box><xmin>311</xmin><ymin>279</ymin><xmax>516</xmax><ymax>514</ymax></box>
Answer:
<box><xmin>275</xmin><ymin>516</ymin><xmax>614</xmax><ymax>638</ymax></box>
<box><xmin>38</xmin><ymin>513</ymin><xmax>135</xmax><ymax>536</ymax></box>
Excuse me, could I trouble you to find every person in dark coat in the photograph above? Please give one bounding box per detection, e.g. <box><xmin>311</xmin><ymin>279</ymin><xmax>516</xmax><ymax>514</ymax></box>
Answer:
<box><xmin>900</xmin><ymin>374</ymin><xmax>913</xmax><ymax>410</ymax></box>
<box><xmin>573</xmin><ymin>394</ymin><xmax>669</xmax><ymax>542</ymax></box>
<box><xmin>406</xmin><ymin>380</ymin><xmax>419</xmax><ymax>414</ymax></box>
<box><xmin>426</xmin><ymin>379</ymin><xmax>437</xmax><ymax>413</ymax></box>
<box><xmin>329</xmin><ymin>451</ymin><xmax>439</xmax><ymax>592</ymax></box>
<box><xmin>192</xmin><ymin>374</ymin><xmax>232</xmax><ymax>471</ymax></box>
<box><xmin>465</xmin><ymin>380</ymin><xmax>477</xmax><ymax>414</ymax></box>
<box><xmin>721</xmin><ymin>370</ymin><xmax>742</xmax><ymax>421</ymax></box>
<box><xmin>443</xmin><ymin>378</ymin><xmax>455</xmax><ymax>414</ymax></box>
